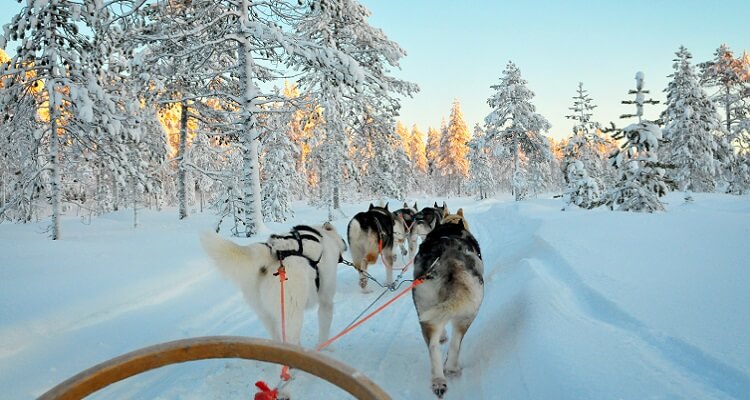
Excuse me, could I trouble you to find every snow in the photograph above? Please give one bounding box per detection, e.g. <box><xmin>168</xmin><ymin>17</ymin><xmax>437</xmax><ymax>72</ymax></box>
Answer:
<box><xmin>2</xmin><ymin>193</ymin><xmax>750</xmax><ymax>399</ymax></box>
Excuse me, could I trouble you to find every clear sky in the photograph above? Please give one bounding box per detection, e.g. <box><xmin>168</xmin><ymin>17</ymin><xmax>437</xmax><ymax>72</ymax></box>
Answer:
<box><xmin>2</xmin><ymin>1</ymin><xmax>747</xmax><ymax>139</ymax></box>
<box><xmin>358</xmin><ymin>0</ymin><xmax>750</xmax><ymax>139</ymax></box>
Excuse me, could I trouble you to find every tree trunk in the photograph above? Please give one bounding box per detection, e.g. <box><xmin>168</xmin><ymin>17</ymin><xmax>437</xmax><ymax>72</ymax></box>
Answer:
<box><xmin>48</xmin><ymin>83</ymin><xmax>62</xmax><ymax>240</ymax></box>
<box><xmin>238</xmin><ymin>6</ymin><xmax>265</xmax><ymax>237</ymax></box>
<box><xmin>513</xmin><ymin>133</ymin><xmax>519</xmax><ymax>201</ymax></box>
<box><xmin>132</xmin><ymin>175</ymin><xmax>138</xmax><ymax>229</ymax></box>
<box><xmin>177</xmin><ymin>100</ymin><xmax>189</xmax><ymax>220</ymax></box>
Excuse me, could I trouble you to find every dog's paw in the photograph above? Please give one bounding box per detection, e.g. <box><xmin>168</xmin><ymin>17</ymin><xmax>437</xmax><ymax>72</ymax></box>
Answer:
<box><xmin>444</xmin><ymin>366</ymin><xmax>462</xmax><ymax>378</ymax></box>
<box><xmin>431</xmin><ymin>377</ymin><xmax>447</xmax><ymax>398</ymax></box>
<box><xmin>359</xmin><ymin>276</ymin><xmax>368</xmax><ymax>289</ymax></box>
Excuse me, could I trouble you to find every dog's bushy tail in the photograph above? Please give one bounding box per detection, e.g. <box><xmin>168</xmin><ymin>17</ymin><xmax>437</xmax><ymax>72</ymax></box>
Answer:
<box><xmin>418</xmin><ymin>251</ymin><xmax>483</xmax><ymax>323</ymax></box>
<box><xmin>200</xmin><ymin>232</ymin><xmax>259</xmax><ymax>286</ymax></box>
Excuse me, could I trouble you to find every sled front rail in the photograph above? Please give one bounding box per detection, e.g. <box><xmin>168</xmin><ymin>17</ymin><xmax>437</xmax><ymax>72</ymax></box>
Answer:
<box><xmin>38</xmin><ymin>336</ymin><xmax>390</xmax><ymax>400</ymax></box>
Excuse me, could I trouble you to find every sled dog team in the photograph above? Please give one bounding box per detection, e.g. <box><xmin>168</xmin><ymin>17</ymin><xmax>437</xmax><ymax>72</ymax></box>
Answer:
<box><xmin>201</xmin><ymin>202</ymin><xmax>484</xmax><ymax>399</ymax></box>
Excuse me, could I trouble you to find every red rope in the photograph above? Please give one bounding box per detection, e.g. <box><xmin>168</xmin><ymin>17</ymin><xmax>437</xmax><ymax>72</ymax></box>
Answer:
<box><xmin>276</xmin><ymin>264</ymin><xmax>291</xmax><ymax>382</ymax></box>
<box><xmin>258</xmin><ymin>257</ymin><xmax>425</xmax><ymax>398</ymax></box>
<box><xmin>315</xmin><ymin>278</ymin><xmax>425</xmax><ymax>352</ymax></box>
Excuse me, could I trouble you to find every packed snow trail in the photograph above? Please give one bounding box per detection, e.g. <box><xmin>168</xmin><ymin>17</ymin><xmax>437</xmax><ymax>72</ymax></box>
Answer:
<box><xmin>1</xmin><ymin>194</ymin><xmax>749</xmax><ymax>399</ymax></box>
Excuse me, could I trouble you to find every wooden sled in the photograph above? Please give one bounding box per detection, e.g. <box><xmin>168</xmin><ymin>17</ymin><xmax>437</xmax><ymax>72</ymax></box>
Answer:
<box><xmin>38</xmin><ymin>336</ymin><xmax>390</xmax><ymax>400</ymax></box>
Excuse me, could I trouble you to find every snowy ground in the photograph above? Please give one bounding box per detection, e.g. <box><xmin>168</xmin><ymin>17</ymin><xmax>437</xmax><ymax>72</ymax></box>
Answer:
<box><xmin>1</xmin><ymin>193</ymin><xmax>749</xmax><ymax>399</ymax></box>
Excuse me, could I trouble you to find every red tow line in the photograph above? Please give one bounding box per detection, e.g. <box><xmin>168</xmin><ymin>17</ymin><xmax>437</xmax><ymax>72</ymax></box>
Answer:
<box><xmin>255</xmin><ymin>253</ymin><xmax>426</xmax><ymax>399</ymax></box>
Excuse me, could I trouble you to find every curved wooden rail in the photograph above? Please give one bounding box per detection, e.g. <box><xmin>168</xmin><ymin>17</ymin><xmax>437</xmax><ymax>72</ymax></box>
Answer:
<box><xmin>37</xmin><ymin>336</ymin><xmax>390</xmax><ymax>400</ymax></box>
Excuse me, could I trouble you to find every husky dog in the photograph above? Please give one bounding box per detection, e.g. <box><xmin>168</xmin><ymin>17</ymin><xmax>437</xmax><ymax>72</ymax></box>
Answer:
<box><xmin>200</xmin><ymin>223</ymin><xmax>347</xmax><ymax>347</ymax></box>
<box><xmin>412</xmin><ymin>209</ymin><xmax>483</xmax><ymax>399</ymax></box>
<box><xmin>347</xmin><ymin>203</ymin><xmax>399</xmax><ymax>292</ymax></box>
<box><xmin>393</xmin><ymin>202</ymin><xmax>419</xmax><ymax>258</ymax></box>
<box><xmin>412</xmin><ymin>202</ymin><xmax>449</xmax><ymax>241</ymax></box>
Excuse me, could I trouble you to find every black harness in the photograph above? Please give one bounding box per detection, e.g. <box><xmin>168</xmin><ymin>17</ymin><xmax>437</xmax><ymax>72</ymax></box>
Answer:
<box><xmin>268</xmin><ymin>225</ymin><xmax>323</xmax><ymax>290</ymax></box>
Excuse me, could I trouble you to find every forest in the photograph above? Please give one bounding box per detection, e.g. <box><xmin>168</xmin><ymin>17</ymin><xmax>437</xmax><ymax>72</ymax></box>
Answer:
<box><xmin>1</xmin><ymin>0</ymin><xmax>749</xmax><ymax>240</ymax></box>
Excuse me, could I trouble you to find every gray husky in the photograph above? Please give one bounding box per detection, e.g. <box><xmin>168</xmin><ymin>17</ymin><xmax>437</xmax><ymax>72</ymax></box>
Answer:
<box><xmin>412</xmin><ymin>202</ymin><xmax>448</xmax><ymax>241</ymax></box>
<box><xmin>411</xmin><ymin>209</ymin><xmax>483</xmax><ymax>398</ymax></box>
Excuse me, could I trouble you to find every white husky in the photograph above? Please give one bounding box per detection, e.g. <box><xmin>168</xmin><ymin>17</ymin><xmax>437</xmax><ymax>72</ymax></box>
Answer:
<box><xmin>200</xmin><ymin>223</ymin><xmax>347</xmax><ymax>347</ymax></box>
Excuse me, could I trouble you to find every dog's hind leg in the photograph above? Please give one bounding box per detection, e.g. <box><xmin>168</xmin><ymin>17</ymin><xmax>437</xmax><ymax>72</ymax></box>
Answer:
<box><xmin>317</xmin><ymin>295</ymin><xmax>334</xmax><ymax>347</ymax></box>
<box><xmin>420</xmin><ymin>320</ymin><xmax>449</xmax><ymax>398</ymax></box>
<box><xmin>444</xmin><ymin>316</ymin><xmax>475</xmax><ymax>378</ymax></box>
<box><xmin>358</xmin><ymin>258</ymin><xmax>372</xmax><ymax>293</ymax></box>
<box><xmin>383</xmin><ymin>246</ymin><xmax>396</xmax><ymax>285</ymax></box>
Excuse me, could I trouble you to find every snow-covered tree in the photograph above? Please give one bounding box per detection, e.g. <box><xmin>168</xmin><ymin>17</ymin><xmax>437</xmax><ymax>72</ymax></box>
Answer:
<box><xmin>700</xmin><ymin>45</ymin><xmax>750</xmax><ymax>194</ymax></box>
<box><xmin>608</xmin><ymin>72</ymin><xmax>671</xmax><ymax>212</ymax></box>
<box><xmin>358</xmin><ymin>115</ymin><xmax>410</xmax><ymax>201</ymax></box>
<box><xmin>485</xmin><ymin>61</ymin><xmax>551</xmax><ymax>200</ymax></box>
<box><xmin>661</xmin><ymin>46</ymin><xmax>722</xmax><ymax>195</ymax></box>
<box><xmin>296</xmin><ymin>0</ymin><xmax>417</xmax><ymax>218</ymax></box>
<box><xmin>467</xmin><ymin>124</ymin><xmax>495</xmax><ymax>199</ymax></box>
<box><xmin>439</xmin><ymin>99</ymin><xmax>471</xmax><ymax>194</ymax></box>
<box><xmin>562</xmin><ymin>82</ymin><xmax>608</xmax><ymax>209</ymax></box>
<box><xmin>0</xmin><ymin>1</ymin><xmax>147</xmax><ymax>238</ymax></box>
<box><xmin>563</xmin><ymin>160</ymin><xmax>601</xmax><ymax>210</ymax></box>
<box><xmin>260</xmin><ymin>105</ymin><xmax>300</xmax><ymax>222</ymax></box>
<box><xmin>395</xmin><ymin>121</ymin><xmax>411</xmax><ymax>159</ymax></box>
<box><xmin>408</xmin><ymin>124</ymin><xmax>428</xmax><ymax>176</ymax></box>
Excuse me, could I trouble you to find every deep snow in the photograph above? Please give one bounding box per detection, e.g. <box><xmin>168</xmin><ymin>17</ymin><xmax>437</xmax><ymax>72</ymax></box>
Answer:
<box><xmin>1</xmin><ymin>193</ymin><xmax>749</xmax><ymax>399</ymax></box>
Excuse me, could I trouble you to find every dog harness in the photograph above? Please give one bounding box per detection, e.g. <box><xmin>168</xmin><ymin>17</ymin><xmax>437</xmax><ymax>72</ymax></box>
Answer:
<box><xmin>268</xmin><ymin>225</ymin><xmax>323</xmax><ymax>290</ymax></box>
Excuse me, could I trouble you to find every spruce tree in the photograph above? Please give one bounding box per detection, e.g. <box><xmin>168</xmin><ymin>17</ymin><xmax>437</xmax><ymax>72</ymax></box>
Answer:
<box><xmin>608</xmin><ymin>72</ymin><xmax>670</xmax><ymax>212</ymax></box>
<box><xmin>661</xmin><ymin>46</ymin><xmax>722</xmax><ymax>195</ymax></box>
<box><xmin>467</xmin><ymin>124</ymin><xmax>496</xmax><ymax>199</ymax></box>
<box><xmin>485</xmin><ymin>61</ymin><xmax>551</xmax><ymax>200</ymax></box>
<box><xmin>563</xmin><ymin>82</ymin><xmax>607</xmax><ymax>209</ymax></box>
<box><xmin>440</xmin><ymin>99</ymin><xmax>471</xmax><ymax>194</ymax></box>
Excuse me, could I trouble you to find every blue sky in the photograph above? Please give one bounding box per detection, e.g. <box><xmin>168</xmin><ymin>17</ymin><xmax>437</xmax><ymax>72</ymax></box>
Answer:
<box><xmin>359</xmin><ymin>0</ymin><xmax>750</xmax><ymax>138</ymax></box>
<box><xmin>2</xmin><ymin>1</ymin><xmax>747</xmax><ymax>139</ymax></box>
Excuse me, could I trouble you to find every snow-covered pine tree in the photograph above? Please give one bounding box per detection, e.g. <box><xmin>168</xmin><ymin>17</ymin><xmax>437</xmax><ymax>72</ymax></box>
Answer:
<box><xmin>295</xmin><ymin>0</ymin><xmax>417</xmax><ymax>217</ymax></box>
<box><xmin>138</xmin><ymin>0</ymin><xmax>366</xmax><ymax>236</ymax></box>
<box><xmin>608</xmin><ymin>72</ymin><xmax>671</xmax><ymax>212</ymax></box>
<box><xmin>562</xmin><ymin>82</ymin><xmax>607</xmax><ymax>209</ymax></box>
<box><xmin>260</xmin><ymin>104</ymin><xmax>299</xmax><ymax>222</ymax></box>
<box><xmin>358</xmin><ymin>114</ymin><xmax>410</xmax><ymax>201</ymax></box>
<box><xmin>0</xmin><ymin>0</ymin><xmax>117</xmax><ymax>239</ymax></box>
<box><xmin>283</xmin><ymin>82</ymin><xmax>317</xmax><ymax>198</ymax></box>
<box><xmin>439</xmin><ymin>99</ymin><xmax>471</xmax><ymax>195</ymax></box>
<box><xmin>422</xmin><ymin>126</ymin><xmax>440</xmax><ymax>194</ymax></box>
<box><xmin>485</xmin><ymin>61</ymin><xmax>551</xmax><ymax>200</ymax></box>
<box><xmin>396</xmin><ymin>121</ymin><xmax>412</xmax><ymax>160</ymax></box>
<box><xmin>409</xmin><ymin>124</ymin><xmax>427</xmax><ymax>191</ymax></box>
<box><xmin>700</xmin><ymin>44</ymin><xmax>750</xmax><ymax>194</ymax></box>
<box><xmin>467</xmin><ymin>124</ymin><xmax>496</xmax><ymax>199</ymax></box>
<box><xmin>661</xmin><ymin>46</ymin><xmax>722</xmax><ymax>195</ymax></box>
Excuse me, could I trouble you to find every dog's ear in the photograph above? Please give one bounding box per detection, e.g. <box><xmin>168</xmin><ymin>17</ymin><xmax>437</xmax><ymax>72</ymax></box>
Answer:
<box><xmin>369</xmin><ymin>203</ymin><xmax>374</xmax><ymax>210</ymax></box>
<box><xmin>457</xmin><ymin>208</ymin><xmax>464</xmax><ymax>217</ymax></box>
<box><xmin>442</xmin><ymin>201</ymin><xmax>448</xmax><ymax>210</ymax></box>
<box><xmin>433</xmin><ymin>201</ymin><xmax>438</xmax><ymax>208</ymax></box>
<box><xmin>413</xmin><ymin>202</ymin><xmax>418</xmax><ymax>210</ymax></box>
<box><xmin>384</xmin><ymin>202</ymin><xmax>389</xmax><ymax>211</ymax></box>
<box><xmin>403</xmin><ymin>202</ymin><xmax>408</xmax><ymax>208</ymax></box>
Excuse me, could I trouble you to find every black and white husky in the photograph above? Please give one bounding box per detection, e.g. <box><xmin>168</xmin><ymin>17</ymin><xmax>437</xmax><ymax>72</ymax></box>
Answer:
<box><xmin>347</xmin><ymin>203</ymin><xmax>401</xmax><ymax>292</ymax></box>
<box><xmin>200</xmin><ymin>223</ymin><xmax>347</xmax><ymax>347</ymax></box>
<box><xmin>412</xmin><ymin>209</ymin><xmax>483</xmax><ymax>399</ymax></box>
